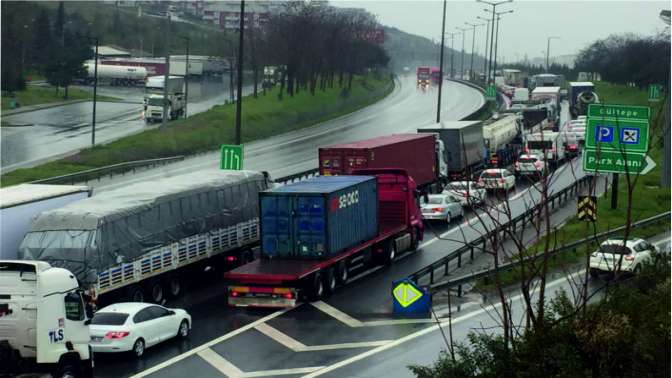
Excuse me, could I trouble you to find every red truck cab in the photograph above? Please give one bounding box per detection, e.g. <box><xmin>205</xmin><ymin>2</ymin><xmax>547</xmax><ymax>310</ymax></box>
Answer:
<box><xmin>224</xmin><ymin>169</ymin><xmax>423</xmax><ymax>308</ymax></box>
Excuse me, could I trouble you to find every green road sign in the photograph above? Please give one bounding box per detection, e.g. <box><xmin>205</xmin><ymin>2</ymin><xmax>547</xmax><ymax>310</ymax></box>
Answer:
<box><xmin>220</xmin><ymin>144</ymin><xmax>243</xmax><ymax>170</ymax></box>
<box><xmin>486</xmin><ymin>85</ymin><xmax>497</xmax><ymax>100</ymax></box>
<box><xmin>585</xmin><ymin>118</ymin><xmax>649</xmax><ymax>153</ymax></box>
<box><xmin>648</xmin><ymin>84</ymin><xmax>662</xmax><ymax>102</ymax></box>
<box><xmin>587</xmin><ymin>103</ymin><xmax>650</xmax><ymax>121</ymax></box>
<box><xmin>582</xmin><ymin>150</ymin><xmax>655</xmax><ymax>175</ymax></box>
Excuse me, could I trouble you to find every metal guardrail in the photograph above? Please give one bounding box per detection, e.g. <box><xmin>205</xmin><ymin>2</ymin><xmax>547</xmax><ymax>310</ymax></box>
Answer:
<box><xmin>429</xmin><ymin>210</ymin><xmax>671</xmax><ymax>295</ymax></box>
<box><xmin>406</xmin><ymin>175</ymin><xmax>593</xmax><ymax>287</ymax></box>
<box><xmin>30</xmin><ymin>156</ymin><xmax>186</xmax><ymax>185</ymax></box>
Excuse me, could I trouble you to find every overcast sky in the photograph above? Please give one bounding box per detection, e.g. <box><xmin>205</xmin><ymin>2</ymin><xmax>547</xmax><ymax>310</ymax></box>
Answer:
<box><xmin>332</xmin><ymin>1</ymin><xmax>669</xmax><ymax>62</ymax></box>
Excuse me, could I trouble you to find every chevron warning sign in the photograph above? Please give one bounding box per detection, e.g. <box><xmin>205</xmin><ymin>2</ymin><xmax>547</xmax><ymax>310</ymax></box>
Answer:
<box><xmin>578</xmin><ymin>196</ymin><xmax>597</xmax><ymax>222</ymax></box>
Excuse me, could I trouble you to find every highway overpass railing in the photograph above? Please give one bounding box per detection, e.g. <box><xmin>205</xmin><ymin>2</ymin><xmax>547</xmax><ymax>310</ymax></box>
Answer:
<box><xmin>30</xmin><ymin>155</ymin><xmax>186</xmax><ymax>185</ymax></box>
<box><xmin>405</xmin><ymin>175</ymin><xmax>594</xmax><ymax>289</ymax></box>
<box><xmin>428</xmin><ymin>210</ymin><xmax>671</xmax><ymax>296</ymax></box>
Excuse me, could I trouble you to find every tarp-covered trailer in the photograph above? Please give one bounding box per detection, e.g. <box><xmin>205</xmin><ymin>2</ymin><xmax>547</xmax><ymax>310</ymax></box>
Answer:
<box><xmin>18</xmin><ymin>170</ymin><xmax>272</xmax><ymax>304</ymax></box>
<box><xmin>418</xmin><ymin>121</ymin><xmax>485</xmax><ymax>180</ymax></box>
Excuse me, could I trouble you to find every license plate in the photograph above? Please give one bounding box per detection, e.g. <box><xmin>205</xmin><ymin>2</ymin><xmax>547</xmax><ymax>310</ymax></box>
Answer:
<box><xmin>91</xmin><ymin>336</ymin><xmax>103</xmax><ymax>342</ymax></box>
<box><xmin>422</xmin><ymin>209</ymin><xmax>432</xmax><ymax>213</ymax></box>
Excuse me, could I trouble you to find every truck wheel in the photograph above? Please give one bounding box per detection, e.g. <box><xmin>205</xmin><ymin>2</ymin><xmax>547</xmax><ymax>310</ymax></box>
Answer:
<box><xmin>128</xmin><ymin>286</ymin><xmax>145</xmax><ymax>302</ymax></box>
<box><xmin>384</xmin><ymin>242</ymin><xmax>397</xmax><ymax>265</ymax></box>
<box><xmin>323</xmin><ymin>268</ymin><xmax>337</xmax><ymax>294</ymax></box>
<box><xmin>56</xmin><ymin>362</ymin><xmax>81</xmax><ymax>378</ymax></box>
<box><xmin>336</xmin><ymin>260</ymin><xmax>349</xmax><ymax>285</ymax></box>
<box><xmin>167</xmin><ymin>276</ymin><xmax>182</xmax><ymax>298</ymax></box>
<box><xmin>132</xmin><ymin>338</ymin><xmax>145</xmax><ymax>358</ymax></box>
<box><xmin>148</xmin><ymin>281</ymin><xmax>164</xmax><ymax>303</ymax></box>
<box><xmin>308</xmin><ymin>272</ymin><xmax>324</xmax><ymax>301</ymax></box>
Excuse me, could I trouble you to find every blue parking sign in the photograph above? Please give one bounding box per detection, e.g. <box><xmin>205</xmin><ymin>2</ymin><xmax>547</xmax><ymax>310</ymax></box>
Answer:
<box><xmin>595</xmin><ymin>125</ymin><xmax>614</xmax><ymax>143</ymax></box>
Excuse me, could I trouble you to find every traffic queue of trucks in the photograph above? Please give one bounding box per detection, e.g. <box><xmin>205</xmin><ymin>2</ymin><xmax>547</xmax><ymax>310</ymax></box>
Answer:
<box><xmin>1</xmin><ymin>75</ymin><xmax>584</xmax><ymax>374</ymax></box>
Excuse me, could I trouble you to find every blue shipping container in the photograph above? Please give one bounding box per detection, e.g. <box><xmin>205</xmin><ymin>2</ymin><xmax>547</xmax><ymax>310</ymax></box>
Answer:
<box><xmin>260</xmin><ymin>176</ymin><xmax>378</xmax><ymax>259</ymax></box>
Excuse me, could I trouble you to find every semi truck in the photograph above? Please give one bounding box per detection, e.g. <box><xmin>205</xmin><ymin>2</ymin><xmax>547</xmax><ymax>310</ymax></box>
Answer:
<box><xmin>1</xmin><ymin>184</ymin><xmax>92</xmax><ymax>260</ymax></box>
<box><xmin>0</xmin><ymin>260</ymin><xmax>93</xmax><ymax>378</ymax></box>
<box><xmin>430</xmin><ymin>67</ymin><xmax>441</xmax><ymax>84</ymax></box>
<box><xmin>318</xmin><ymin>134</ymin><xmax>444</xmax><ymax>192</ymax></box>
<box><xmin>530</xmin><ymin>74</ymin><xmax>564</xmax><ymax>90</ymax></box>
<box><xmin>568</xmin><ymin>82</ymin><xmax>598</xmax><ymax>118</ymax></box>
<box><xmin>417</xmin><ymin>67</ymin><xmax>430</xmax><ymax>87</ymax></box>
<box><xmin>144</xmin><ymin>75</ymin><xmax>186</xmax><ymax>122</ymax></box>
<box><xmin>525</xmin><ymin>131</ymin><xmax>565</xmax><ymax>166</ymax></box>
<box><xmin>224</xmin><ymin>170</ymin><xmax>423</xmax><ymax>307</ymax></box>
<box><xmin>82</xmin><ymin>63</ymin><xmax>147</xmax><ymax>86</ymax></box>
<box><xmin>417</xmin><ymin>121</ymin><xmax>486</xmax><ymax>180</ymax></box>
<box><xmin>482</xmin><ymin>114</ymin><xmax>521</xmax><ymax>168</ymax></box>
<box><xmin>18</xmin><ymin>170</ymin><xmax>272</xmax><ymax>305</ymax></box>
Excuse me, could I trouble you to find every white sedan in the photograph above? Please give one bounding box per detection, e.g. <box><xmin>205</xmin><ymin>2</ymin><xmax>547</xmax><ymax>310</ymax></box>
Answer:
<box><xmin>478</xmin><ymin>169</ymin><xmax>516</xmax><ymax>191</ymax></box>
<box><xmin>444</xmin><ymin>181</ymin><xmax>486</xmax><ymax>206</ymax></box>
<box><xmin>89</xmin><ymin>302</ymin><xmax>191</xmax><ymax>357</ymax></box>
<box><xmin>589</xmin><ymin>238</ymin><xmax>658</xmax><ymax>276</ymax></box>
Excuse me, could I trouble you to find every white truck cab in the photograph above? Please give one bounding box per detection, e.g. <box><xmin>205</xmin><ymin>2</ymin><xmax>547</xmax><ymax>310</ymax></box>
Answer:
<box><xmin>0</xmin><ymin>260</ymin><xmax>93</xmax><ymax>378</ymax></box>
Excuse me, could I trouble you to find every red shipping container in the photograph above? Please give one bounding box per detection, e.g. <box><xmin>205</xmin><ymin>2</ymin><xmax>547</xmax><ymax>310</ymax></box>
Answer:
<box><xmin>319</xmin><ymin>134</ymin><xmax>437</xmax><ymax>187</ymax></box>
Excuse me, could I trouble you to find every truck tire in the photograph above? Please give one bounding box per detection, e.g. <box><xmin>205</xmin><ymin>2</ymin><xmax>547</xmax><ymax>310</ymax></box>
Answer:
<box><xmin>56</xmin><ymin>362</ymin><xmax>81</xmax><ymax>378</ymax></box>
<box><xmin>336</xmin><ymin>260</ymin><xmax>349</xmax><ymax>285</ymax></box>
<box><xmin>147</xmin><ymin>280</ymin><xmax>164</xmax><ymax>303</ymax></box>
<box><xmin>383</xmin><ymin>241</ymin><xmax>397</xmax><ymax>266</ymax></box>
<box><xmin>128</xmin><ymin>285</ymin><xmax>145</xmax><ymax>302</ymax></box>
<box><xmin>323</xmin><ymin>268</ymin><xmax>337</xmax><ymax>294</ymax></box>
<box><xmin>308</xmin><ymin>272</ymin><xmax>324</xmax><ymax>301</ymax></box>
<box><xmin>167</xmin><ymin>276</ymin><xmax>182</xmax><ymax>298</ymax></box>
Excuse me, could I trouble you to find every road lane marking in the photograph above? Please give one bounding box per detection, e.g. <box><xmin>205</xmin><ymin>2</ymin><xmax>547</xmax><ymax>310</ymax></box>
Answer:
<box><xmin>243</xmin><ymin>367</ymin><xmax>325</xmax><ymax>377</ymax></box>
<box><xmin>198</xmin><ymin>347</ymin><xmax>244</xmax><ymax>377</ymax></box>
<box><xmin>302</xmin><ymin>270</ymin><xmax>584</xmax><ymax>377</ymax></box>
<box><xmin>310</xmin><ymin>301</ymin><xmax>365</xmax><ymax>327</ymax></box>
<box><xmin>131</xmin><ymin>308</ymin><xmax>292</xmax><ymax>378</ymax></box>
<box><xmin>255</xmin><ymin>323</ymin><xmax>307</xmax><ymax>350</ymax></box>
<box><xmin>256</xmin><ymin>322</ymin><xmax>391</xmax><ymax>351</ymax></box>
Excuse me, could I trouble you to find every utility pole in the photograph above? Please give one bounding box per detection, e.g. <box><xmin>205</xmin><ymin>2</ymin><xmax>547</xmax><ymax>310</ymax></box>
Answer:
<box><xmin>546</xmin><ymin>36</ymin><xmax>560</xmax><ymax>71</ymax></box>
<box><xmin>477</xmin><ymin>16</ymin><xmax>490</xmax><ymax>84</ymax></box>
<box><xmin>235</xmin><ymin>0</ymin><xmax>245</xmax><ymax>145</ymax></box>
<box><xmin>465</xmin><ymin>22</ymin><xmax>484</xmax><ymax>81</ymax></box>
<box><xmin>179</xmin><ymin>36</ymin><xmax>190</xmax><ymax>118</ymax></box>
<box><xmin>478</xmin><ymin>0</ymin><xmax>512</xmax><ymax>83</ymax></box>
<box><xmin>456</xmin><ymin>27</ymin><xmax>469</xmax><ymax>80</ymax></box>
<box><xmin>448</xmin><ymin>32</ymin><xmax>457</xmax><ymax>79</ymax></box>
<box><xmin>161</xmin><ymin>15</ymin><xmax>171</xmax><ymax>130</ymax></box>
<box><xmin>491</xmin><ymin>10</ymin><xmax>513</xmax><ymax>82</ymax></box>
<box><xmin>436</xmin><ymin>0</ymin><xmax>447</xmax><ymax>123</ymax></box>
<box><xmin>90</xmin><ymin>37</ymin><xmax>99</xmax><ymax>146</ymax></box>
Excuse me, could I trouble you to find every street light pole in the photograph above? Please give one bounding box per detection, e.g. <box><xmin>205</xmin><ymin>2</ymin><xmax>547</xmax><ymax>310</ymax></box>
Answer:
<box><xmin>161</xmin><ymin>15</ymin><xmax>171</xmax><ymax>130</ymax></box>
<box><xmin>546</xmin><ymin>36</ymin><xmax>560</xmax><ymax>71</ymax></box>
<box><xmin>235</xmin><ymin>0</ymin><xmax>245</xmax><ymax>145</ymax></box>
<box><xmin>477</xmin><ymin>16</ymin><xmax>490</xmax><ymax>84</ymax></box>
<box><xmin>448</xmin><ymin>32</ymin><xmax>457</xmax><ymax>79</ymax></box>
<box><xmin>490</xmin><ymin>9</ymin><xmax>514</xmax><ymax>83</ymax></box>
<box><xmin>465</xmin><ymin>22</ymin><xmax>484</xmax><ymax>81</ymax></box>
<box><xmin>436</xmin><ymin>0</ymin><xmax>447</xmax><ymax>123</ymax></box>
<box><xmin>179</xmin><ymin>36</ymin><xmax>190</xmax><ymax>118</ymax></box>
<box><xmin>456</xmin><ymin>27</ymin><xmax>468</xmax><ymax>80</ymax></box>
<box><xmin>91</xmin><ymin>37</ymin><xmax>99</xmax><ymax>146</ymax></box>
<box><xmin>477</xmin><ymin>0</ymin><xmax>512</xmax><ymax>83</ymax></box>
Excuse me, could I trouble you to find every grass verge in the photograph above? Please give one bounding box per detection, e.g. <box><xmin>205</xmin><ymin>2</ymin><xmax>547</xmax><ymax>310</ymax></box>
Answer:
<box><xmin>1</xmin><ymin>85</ymin><xmax>118</xmax><ymax>111</ymax></box>
<box><xmin>1</xmin><ymin>73</ymin><xmax>393</xmax><ymax>186</ymax></box>
<box><xmin>476</xmin><ymin>81</ymin><xmax>670</xmax><ymax>290</ymax></box>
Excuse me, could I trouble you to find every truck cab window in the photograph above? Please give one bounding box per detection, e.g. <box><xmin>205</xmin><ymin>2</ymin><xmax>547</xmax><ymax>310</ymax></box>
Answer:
<box><xmin>64</xmin><ymin>292</ymin><xmax>85</xmax><ymax>321</ymax></box>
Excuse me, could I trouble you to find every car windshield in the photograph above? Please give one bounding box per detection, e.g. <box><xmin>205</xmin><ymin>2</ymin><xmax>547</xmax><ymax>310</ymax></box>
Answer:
<box><xmin>598</xmin><ymin>244</ymin><xmax>631</xmax><ymax>255</ymax></box>
<box><xmin>519</xmin><ymin>157</ymin><xmax>538</xmax><ymax>163</ymax></box>
<box><xmin>92</xmin><ymin>312</ymin><xmax>129</xmax><ymax>325</ymax></box>
<box><xmin>448</xmin><ymin>183</ymin><xmax>467</xmax><ymax>190</ymax></box>
<box><xmin>424</xmin><ymin>197</ymin><xmax>444</xmax><ymax>205</ymax></box>
<box><xmin>481</xmin><ymin>171</ymin><xmax>501</xmax><ymax>179</ymax></box>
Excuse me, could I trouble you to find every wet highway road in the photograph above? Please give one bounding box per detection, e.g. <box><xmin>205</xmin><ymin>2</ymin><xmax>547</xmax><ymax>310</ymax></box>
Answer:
<box><xmin>1</xmin><ymin>78</ymin><xmax>250</xmax><ymax>170</ymax></box>
<box><xmin>90</xmin><ymin>76</ymin><xmax>485</xmax><ymax>193</ymax></box>
<box><xmin>86</xmin><ymin>84</ymin><xmax>600</xmax><ymax>377</ymax></box>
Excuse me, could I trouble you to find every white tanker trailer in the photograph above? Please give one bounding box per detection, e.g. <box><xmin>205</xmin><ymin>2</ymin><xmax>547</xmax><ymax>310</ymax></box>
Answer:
<box><xmin>81</xmin><ymin>63</ymin><xmax>147</xmax><ymax>86</ymax></box>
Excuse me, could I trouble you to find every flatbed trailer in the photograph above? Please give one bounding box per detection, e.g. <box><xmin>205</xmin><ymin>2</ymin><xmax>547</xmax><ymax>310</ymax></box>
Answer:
<box><xmin>225</xmin><ymin>169</ymin><xmax>423</xmax><ymax>308</ymax></box>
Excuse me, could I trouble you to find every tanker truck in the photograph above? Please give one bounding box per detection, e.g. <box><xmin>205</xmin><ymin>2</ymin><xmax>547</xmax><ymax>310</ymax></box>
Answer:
<box><xmin>568</xmin><ymin>82</ymin><xmax>599</xmax><ymax>118</ymax></box>
<box><xmin>82</xmin><ymin>63</ymin><xmax>147</xmax><ymax>86</ymax></box>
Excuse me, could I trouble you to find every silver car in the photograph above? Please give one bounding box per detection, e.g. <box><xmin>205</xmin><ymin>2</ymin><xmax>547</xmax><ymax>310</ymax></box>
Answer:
<box><xmin>444</xmin><ymin>181</ymin><xmax>487</xmax><ymax>206</ymax></box>
<box><xmin>421</xmin><ymin>193</ymin><xmax>464</xmax><ymax>223</ymax></box>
